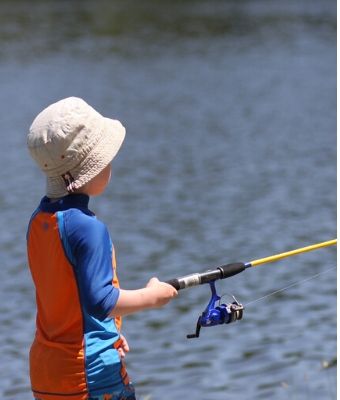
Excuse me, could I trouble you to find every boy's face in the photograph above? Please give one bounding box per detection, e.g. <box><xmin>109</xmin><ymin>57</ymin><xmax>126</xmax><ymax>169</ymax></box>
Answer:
<box><xmin>78</xmin><ymin>163</ymin><xmax>112</xmax><ymax>197</ymax></box>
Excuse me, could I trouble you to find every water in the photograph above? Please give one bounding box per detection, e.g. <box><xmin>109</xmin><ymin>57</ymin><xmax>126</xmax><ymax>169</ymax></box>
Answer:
<box><xmin>0</xmin><ymin>1</ymin><xmax>336</xmax><ymax>399</ymax></box>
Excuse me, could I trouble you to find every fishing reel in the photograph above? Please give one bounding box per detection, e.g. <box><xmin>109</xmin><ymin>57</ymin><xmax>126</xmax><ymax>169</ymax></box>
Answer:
<box><xmin>187</xmin><ymin>281</ymin><xmax>244</xmax><ymax>339</ymax></box>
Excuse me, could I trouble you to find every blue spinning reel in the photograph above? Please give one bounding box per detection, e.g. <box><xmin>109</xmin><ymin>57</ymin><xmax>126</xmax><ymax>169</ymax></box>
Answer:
<box><xmin>187</xmin><ymin>280</ymin><xmax>244</xmax><ymax>339</ymax></box>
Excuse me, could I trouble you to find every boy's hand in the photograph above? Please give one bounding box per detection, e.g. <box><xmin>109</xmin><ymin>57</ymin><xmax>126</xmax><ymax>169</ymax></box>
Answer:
<box><xmin>116</xmin><ymin>334</ymin><xmax>130</xmax><ymax>359</ymax></box>
<box><xmin>146</xmin><ymin>277</ymin><xmax>178</xmax><ymax>307</ymax></box>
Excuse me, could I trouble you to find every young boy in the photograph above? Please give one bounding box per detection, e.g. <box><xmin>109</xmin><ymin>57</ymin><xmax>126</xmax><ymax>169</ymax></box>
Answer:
<box><xmin>26</xmin><ymin>97</ymin><xmax>178</xmax><ymax>400</ymax></box>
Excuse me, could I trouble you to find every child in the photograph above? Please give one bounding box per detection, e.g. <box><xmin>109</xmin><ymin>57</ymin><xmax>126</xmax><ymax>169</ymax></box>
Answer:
<box><xmin>26</xmin><ymin>97</ymin><xmax>178</xmax><ymax>400</ymax></box>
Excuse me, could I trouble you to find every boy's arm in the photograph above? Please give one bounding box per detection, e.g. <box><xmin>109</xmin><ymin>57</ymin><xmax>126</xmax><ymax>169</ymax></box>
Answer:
<box><xmin>109</xmin><ymin>277</ymin><xmax>177</xmax><ymax>317</ymax></box>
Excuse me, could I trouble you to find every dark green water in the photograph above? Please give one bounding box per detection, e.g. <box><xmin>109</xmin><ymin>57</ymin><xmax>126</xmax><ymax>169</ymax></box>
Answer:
<box><xmin>0</xmin><ymin>1</ymin><xmax>336</xmax><ymax>399</ymax></box>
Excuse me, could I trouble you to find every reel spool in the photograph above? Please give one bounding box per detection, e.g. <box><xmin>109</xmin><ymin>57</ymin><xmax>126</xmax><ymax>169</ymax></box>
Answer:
<box><xmin>187</xmin><ymin>281</ymin><xmax>244</xmax><ymax>339</ymax></box>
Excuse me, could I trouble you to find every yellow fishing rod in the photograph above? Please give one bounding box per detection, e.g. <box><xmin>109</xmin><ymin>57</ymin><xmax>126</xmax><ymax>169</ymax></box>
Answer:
<box><xmin>166</xmin><ymin>239</ymin><xmax>337</xmax><ymax>338</ymax></box>
<box><xmin>166</xmin><ymin>239</ymin><xmax>337</xmax><ymax>290</ymax></box>
<box><xmin>246</xmin><ymin>238</ymin><xmax>337</xmax><ymax>268</ymax></box>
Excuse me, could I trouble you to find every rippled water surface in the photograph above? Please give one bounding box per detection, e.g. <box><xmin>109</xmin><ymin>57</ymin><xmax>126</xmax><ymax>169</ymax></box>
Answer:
<box><xmin>0</xmin><ymin>1</ymin><xmax>336</xmax><ymax>399</ymax></box>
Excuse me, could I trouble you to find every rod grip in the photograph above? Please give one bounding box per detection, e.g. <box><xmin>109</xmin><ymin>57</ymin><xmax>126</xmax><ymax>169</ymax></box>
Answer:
<box><xmin>165</xmin><ymin>278</ymin><xmax>181</xmax><ymax>291</ymax></box>
<box><xmin>218</xmin><ymin>262</ymin><xmax>246</xmax><ymax>278</ymax></box>
<box><xmin>165</xmin><ymin>263</ymin><xmax>245</xmax><ymax>290</ymax></box>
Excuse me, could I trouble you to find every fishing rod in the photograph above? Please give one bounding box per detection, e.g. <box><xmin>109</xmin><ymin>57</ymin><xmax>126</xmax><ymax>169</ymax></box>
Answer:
<box><xmin>165</xmin><ymin>239</ymin><xmax>337</xmax><ymax>338</ymax></box>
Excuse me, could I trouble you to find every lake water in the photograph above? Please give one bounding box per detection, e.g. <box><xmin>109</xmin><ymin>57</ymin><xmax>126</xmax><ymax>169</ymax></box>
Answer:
<box><xmin>0</xmin><ymin>1</ymin><xmax>336</xmax><ymax>399</ymax></box>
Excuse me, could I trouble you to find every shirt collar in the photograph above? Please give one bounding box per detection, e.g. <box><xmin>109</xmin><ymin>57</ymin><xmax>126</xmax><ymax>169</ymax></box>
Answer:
<box><xmin>39</xmin><ymin>194</ymin><xmax>92</xmax><ymax>214</ymax></box>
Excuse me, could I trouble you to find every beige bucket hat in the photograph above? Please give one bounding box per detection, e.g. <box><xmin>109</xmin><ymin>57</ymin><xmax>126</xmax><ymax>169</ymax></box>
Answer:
<box><xmin>27</xmin><ymin>97</ymin><xmax>125</xmax><ymax>198</ymax></box>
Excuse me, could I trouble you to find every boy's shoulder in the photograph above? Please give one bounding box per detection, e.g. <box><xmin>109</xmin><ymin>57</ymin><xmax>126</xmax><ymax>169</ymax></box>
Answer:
<box><xmin>60</xmin><ymin>208</ymin><xmax>112</xmax><ymax>259</ymax></box>
<box><xmin>62</xmin><ymin>207</ymin><xmax>108</xmax><ymax>238</ymax></box>
<box><xmin>35</xmin><ymin>195</ymin><xmax>112</xmax><ymax>247</ymax></box>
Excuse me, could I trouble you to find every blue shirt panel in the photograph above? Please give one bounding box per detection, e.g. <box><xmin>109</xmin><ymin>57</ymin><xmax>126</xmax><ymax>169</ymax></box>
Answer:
<box><xmin>60</xmin><ymin>209</ymin><xmax>119</xmax><ymax>321</ymax></box>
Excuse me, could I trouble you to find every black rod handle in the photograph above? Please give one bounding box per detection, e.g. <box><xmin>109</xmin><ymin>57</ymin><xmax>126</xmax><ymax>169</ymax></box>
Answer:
<box><xmin>165</xmin><ymin>278</ymin><xmax>181</xmax><ymax>291</ymax></box>
<box><xmin>218</xmin><ymin>262</ymin><xmax>246</xmax><ymax>279</ymax></box>
<box><xmin>165</xmin><ymin>263</ymin><xmax>245</xmax><ymax>291</ymax></box>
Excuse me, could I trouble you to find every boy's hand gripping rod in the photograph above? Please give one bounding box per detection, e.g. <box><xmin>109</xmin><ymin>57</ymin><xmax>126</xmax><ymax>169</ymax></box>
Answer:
<box><xmin>165</xmin><ymin>239</ymin><xmax>337</xmax><ymax>338</ymax></box>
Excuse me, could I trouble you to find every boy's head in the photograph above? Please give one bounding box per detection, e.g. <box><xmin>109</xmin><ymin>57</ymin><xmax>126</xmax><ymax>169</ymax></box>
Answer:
<box><xmin>27</xmin><ymin>97</ymin><xmax>125</xmax><ymax>198</ymax></box>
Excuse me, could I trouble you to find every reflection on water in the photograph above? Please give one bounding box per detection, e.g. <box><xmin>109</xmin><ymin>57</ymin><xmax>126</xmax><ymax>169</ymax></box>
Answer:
<box><xmin>0</xmin><ymin>1</ymin><xmax>336</xmax><ymax>399</ymax></box>
<box><xmin>0</xmin><ymin>0</ymin><xmax>336</xmax><ymax>57</ymax></box>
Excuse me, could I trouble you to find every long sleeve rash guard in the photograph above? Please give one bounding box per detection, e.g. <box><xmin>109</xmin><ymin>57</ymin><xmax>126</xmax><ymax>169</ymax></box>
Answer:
<box><xmin>27</xmin><ymin>194</ymin><xmax>130</xmax><ymax>399</ymax></box>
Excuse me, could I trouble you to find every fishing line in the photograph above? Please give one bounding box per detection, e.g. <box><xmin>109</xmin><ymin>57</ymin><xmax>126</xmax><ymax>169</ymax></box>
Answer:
<box><xmin>244</xmin><ymin>266</ymin><xmax>336</xmax><ymax>307</ymax></box>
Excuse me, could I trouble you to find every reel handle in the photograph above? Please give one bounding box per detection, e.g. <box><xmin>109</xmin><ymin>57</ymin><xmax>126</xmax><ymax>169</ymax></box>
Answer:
<box><xmin>187</xmin><ymin>317</ymin><xmax>202</xmax><ymax>339</ymax></box>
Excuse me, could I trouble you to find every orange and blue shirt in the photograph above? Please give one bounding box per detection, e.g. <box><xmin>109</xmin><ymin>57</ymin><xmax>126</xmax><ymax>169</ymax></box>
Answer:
<box><xmin>26</xmin><ymin>194</ymin><xmax>134</xmax><ymax>400</ymax></box>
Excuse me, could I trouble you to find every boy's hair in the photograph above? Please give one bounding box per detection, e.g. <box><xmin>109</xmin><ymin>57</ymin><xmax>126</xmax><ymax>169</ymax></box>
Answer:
<box><xmin>27</xmin><ymin>97</ymin><xmax>125</xmax><ymax>198</ymax></box>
